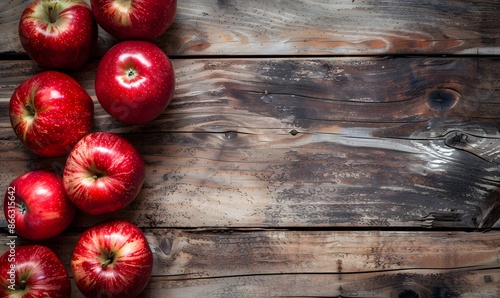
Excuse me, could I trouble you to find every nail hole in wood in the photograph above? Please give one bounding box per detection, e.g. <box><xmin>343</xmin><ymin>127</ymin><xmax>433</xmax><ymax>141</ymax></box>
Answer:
<box><xmin>290</xmin><ymin>129</ymin><xmax>298</xmax><ymax>136</ymax></box>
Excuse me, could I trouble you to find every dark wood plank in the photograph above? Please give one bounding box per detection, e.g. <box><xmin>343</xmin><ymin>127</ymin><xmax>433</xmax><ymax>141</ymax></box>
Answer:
<box><xmin>1</xmin><ymin>0</ymin><xmax>499</xmax><ymax>57</ymax></box>
<box><xmin>1</xmin><ymin>57</ymin><xmax>499</xmax><ymax>229</ymax></box>
<box><xmin>1</xmin><ymin>230</ymin><xmax>499</xmax><ymax>297</ymax></box>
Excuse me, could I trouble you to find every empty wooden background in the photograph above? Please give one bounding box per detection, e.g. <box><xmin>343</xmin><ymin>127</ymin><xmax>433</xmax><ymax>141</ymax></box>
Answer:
<box><xmin>0</xmin><ymin>0</ymin><xmax>499</xmax><ymax>297</ymax></box>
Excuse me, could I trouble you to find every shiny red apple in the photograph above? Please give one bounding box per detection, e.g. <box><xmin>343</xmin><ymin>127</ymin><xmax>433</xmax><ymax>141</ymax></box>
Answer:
<box><xmin>71</xmin><ymin>219</ymin><xmax>153</xmax><ymax>298</ymax></box>
<box><xmin>95</xmin><ymin>40</ymin><xmax>175</xmax><ymax>124</ymax></box>
<box><xmin>3</xmin><ymin>170</ymin><xmax>76</xmax><ymax>240</ymax></box>
<box><xmin>63</xmin><ymin>132</ymin><xmax>145</xmax><ymax>215</ymax></box>
<box><xmin>19</xmin><ymin>0</ymin><xmax>97</xmax><ymax>69</ymax></box>
<box><xmin>9</xmin><ymin>71</ymin><xmax>94</xmax><ymax>157</ymax></box>
<box><xmin>90</xmin><ymin>0</ymin><xmax>176</xmax><ymax>40</ymax></box>
<box><xmin>0</xmin><ymin>245</ymin><xmax>71</xmax><ymax>298</ymax></box>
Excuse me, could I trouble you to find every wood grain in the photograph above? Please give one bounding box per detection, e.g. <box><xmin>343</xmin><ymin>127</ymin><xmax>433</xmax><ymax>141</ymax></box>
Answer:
<box><xmin>1</xmin><ymin>1</ymin><xmax>499</xmax><ymax>297</ymax></box>
<box><xmin>139</xmin><ymin>270</ymin><xmax>499</xmax><ymax>298</ymax></box>
<box><xmin>0</xmin><ymin>57</ymin><xmax>499</xmax><ymax>229</ymax></box>
<box><xmin>1</xmin><ymin>230</ymin><xmax>498</xmax><ymax>297</ymax></box>
<box><xmin>1</xmin><ymin>0</ymin><xmax>499</xmax><ymax>57</ymax></box>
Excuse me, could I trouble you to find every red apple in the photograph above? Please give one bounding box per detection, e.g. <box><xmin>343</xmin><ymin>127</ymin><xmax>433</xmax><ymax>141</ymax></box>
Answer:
<box><xmin>0</xmin><ymin>245</ymin><xmax>71</xmax><ymax>298</ymax></box>
<box><xmin>90</xmin><ymin>0</ymin><xmax>176</xmax><ymax>40</ymax></box>
<box><xmin>19</xmin><ymin>0</ymin><xmax>97</xmax><ymax>69</ymax></box>
<box><xmin>9</xmin><ymin>71</ymin><xmax>94</xmax><ymax>157</ymax></box>
<box><xmin>95</xmin><ymin>40</ymin><xmax>175</xmax><ymax>124</ymax></box>
<box><xmin>71</xmin><ymin>219</ymin><xmax>153</xmax><ymax>298</ymax></box>
<box><xmin>63</xmin><ymin>132</ymin><xmax>145</xmax><ymax>215</ymax></box>
<box><xmin>3</xmin><ymin>170</ymin><xmax>76</xmax><ymax>240</ymax></box>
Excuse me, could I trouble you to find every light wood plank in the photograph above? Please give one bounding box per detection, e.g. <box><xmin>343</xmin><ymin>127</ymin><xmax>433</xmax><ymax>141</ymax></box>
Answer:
<box><xmin>1</xmin><ymin>57</ymin><xmax>499</xmax><ymax>228</ymax></box>
<box><xmin>1</xmin><ymin>0</ymin><xmax>499</xmax><ymax>57</ymax></box>
<box><xmin>1</xmin><ymin>230</ymin><xmax>499</xmax><ymax>297</ymax></box>
<box><xmin>139</xmin><ymin>270</ymin><xmax>499</xmax><ymax>298</ymax></box>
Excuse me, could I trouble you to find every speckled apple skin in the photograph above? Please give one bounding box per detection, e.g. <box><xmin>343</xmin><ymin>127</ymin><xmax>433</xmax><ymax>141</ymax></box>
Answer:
<box><xmin>95</xmin><ymin>40</ymin><xmax>176</xmax><ymax>124</ymax></box>
<box><xmin>63</xmin><ymin>132</ymin><xmax>146</xmax><ymax>215</ymax></box>
<box><xmin>9</xmin><ymin>71</ymin><xmax>94</xmax><ymax>157</ymax></box>
<box><xmin>3</xmin><ymin>170</ymin><xmax>76</xmax><ymax>240</ymax></box>
<box><xmin>91</xmin><ymin>0</ymin><xmax>176</xmax><ymax>40</ymax></box>
<box><xmin>19</xmin><ymin>0</ymin><xmax>98</xmax><ymax>70</ymax></box>
<box><xmin>0</xmin><ymin>245</ymin><xmax>71</xmax><ymax>298</ymax></box>
<box><xmin>71</xmin><ymin>220</ymin><xmax>154</xmax><ymax>298</ymax></box>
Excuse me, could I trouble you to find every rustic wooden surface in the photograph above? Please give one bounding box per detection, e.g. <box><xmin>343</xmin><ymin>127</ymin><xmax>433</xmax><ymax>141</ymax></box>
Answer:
<box><xmin>0</xmin><ymin>0</ymin><xmax>499</xmax><ymax>297</ymax></box>
<box><xmin>1</xmin><ymin>0</ymin><xmax>500</xmax><ymax>56</ymax></box>
<box><xmin>7</xmin><ymin>229</ymin><xmax>500</xmax><ymax>297</ymax></box>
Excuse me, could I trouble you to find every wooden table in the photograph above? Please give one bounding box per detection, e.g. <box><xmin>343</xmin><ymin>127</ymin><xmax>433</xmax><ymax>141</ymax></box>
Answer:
<box><xmin>1</xmin><ymin>1</ymin><xmax>500</xmax><ymax>297</ymax></box>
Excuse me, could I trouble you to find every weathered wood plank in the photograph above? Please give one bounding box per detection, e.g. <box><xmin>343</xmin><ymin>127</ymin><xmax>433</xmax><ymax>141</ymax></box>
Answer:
<box><xmin>138</xmin><ymin>270</ymin><xmax>500</xmax><ymax>298</ymax></box>
<box><xmin>1</xmin><ymin>57</ymin><xmax>499</xmax><ymax>144</ymax></box>
<box><xmin>2</xmin><ymin>57</ymin><xmax>500</xmax><ymax>135</ymax></box>
<box><xmin>1</xmin><ymin>130</ymin><xmax>499</xmax><ymax>229</ymax></box>
<box><xmin>1</xmin><ymin>230</ymin><xmax>499</xmax><ymax>297</ymax></box>
<box><xmin>2</xmin><ymin>1</ymin><xmax>498</xmax><ymax>297</ymax></box>
<box><xmin>1</xmin><ymin>0</ymin><xmax>499</xmax><ymax>57</ymax></box>
<box><xmin>0</xmin><ymin>57</ymin><xmax>499</xmax><ymax>228</ymax></box>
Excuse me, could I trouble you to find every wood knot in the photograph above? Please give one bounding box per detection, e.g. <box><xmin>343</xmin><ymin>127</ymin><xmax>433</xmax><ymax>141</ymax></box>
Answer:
<box><xmin>160</xmin><ymin>238</ymin><xmax>172</xmax><ymax>255</ymax></box>
<box><xmin>399</xmin><ymin>289</ymin><xmax>419</xmax><ymax>298</ymax></box>
<box><xmin>484</xmin><ymin>275</ymin><xmax>494</xmax><ymax>283</ymax></box>
<box><xmin>224</xmin><ymin>131</ymin><xmax>238</xmax><ymax>140</ymax></box>
<box><xmin>445</xmin><ymin>132</ymin><xmax>469</xmax><ymax>148</ymax></box>
<box><xmin>426</xmin><ymin>88</ymin><xmax>460</xmax><ymax>111</ymax></box>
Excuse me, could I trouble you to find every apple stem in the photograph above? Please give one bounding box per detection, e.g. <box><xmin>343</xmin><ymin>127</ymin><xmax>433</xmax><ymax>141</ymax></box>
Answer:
<box><xmin>48</xmin><ymin>5</ymin><xmax>57</xmax><ymax>23</ymax></box>
<box><xmin>127</xmin><ymin>69</ymin><xmax>136</xmax><ymax>79</ymax></box>
<box><xmin>25</xmin><ymin>104</ymin><xmax>35</xmax><ymax>116</ymax></box>
<box><xmin>102</xmin><ymin>252</ymin><xmax>115</xmax><ymax>269</ymax></box>
<box><xmin>19</xmin><ymin>279</ymin><xmax>26</xmax><ymax>290</ymax></box>
<box><xmin>17</xmin><ymin>202</ymin><xmax>27</xmax><ymax>215</ymax></box>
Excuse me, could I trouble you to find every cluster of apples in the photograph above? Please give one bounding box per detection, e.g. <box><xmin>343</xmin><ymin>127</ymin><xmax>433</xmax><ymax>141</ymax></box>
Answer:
<box><xmin>1</xmin><ymin>0</ymin><xmax>177</xmax><ymax>297</ymax></box>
